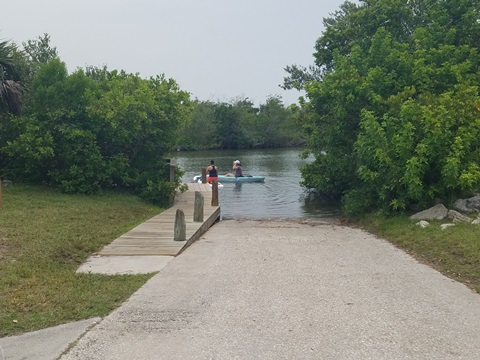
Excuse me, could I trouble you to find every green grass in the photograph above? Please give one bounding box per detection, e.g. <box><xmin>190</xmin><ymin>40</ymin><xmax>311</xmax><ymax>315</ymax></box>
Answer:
<box><xmin>0</xmin><ymin>184</ymin><xmax>163</xmax><ymax>336</ymax></box>
<box><xmin>3</xmin><ymin>184</ymin><xmax>479</xmax><ymax>337</ymax></box>
<box><xmin>356</xmin><ymin>214</ymin><xmax>480</xmax><ymax>294</ymax></box>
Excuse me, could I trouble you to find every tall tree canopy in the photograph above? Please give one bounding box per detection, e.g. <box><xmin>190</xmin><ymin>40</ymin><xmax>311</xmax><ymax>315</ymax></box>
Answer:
<box><xmin>178</xmin><ymin>96</ymin><xmax>302</xmax><ymax>150</ymax></box>
<box><xmin>292</xmin><ymin>0</ymin><xmax>480</xmax><ymax>215</ymax></box>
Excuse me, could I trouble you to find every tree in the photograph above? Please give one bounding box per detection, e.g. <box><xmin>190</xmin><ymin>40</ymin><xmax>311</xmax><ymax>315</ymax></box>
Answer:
<box><xmin>213</xmin><ymin>102</ymin><xmax>245</xmax><ymax>149</ymax></box>
<box><xmin>0</xmin><ymin>33</ymin><xmax>58</xmax><ymax>117</ymax></box>
<box><xmin>179</xmin><ymin>97</ymin><xmax>303</xmax><ymax>150</ymax></box>
<box><xmin>258</xmin><ymin>96</ymin><xmax>294</xmax><ymax>148</ymax></box>
<box><xmin>0</xmin><ymin>40</ymin><xmax>23</xmax><ymax>115</ymax></box>
<box><xmin>2</xmin><ymin>59</ymin><xmax>97</xmax><ymax>185</ymax></box>
<box><xmin>294</xmin><ymin>0</ymin><xmax>480</xmax><ymax>215</ymax></box>
<box><xmin>1</xmin><ymin>57</ymin><xmax>190</xmax><ymax>204</ymax></box>
<box><xmin>179</xmin><ymin>100</ymin><xmax>217</xmax><ymax>150</ymax></box>
<box><xmin>86</xmin><ymin>71</ymin><xmax>190</xmax><ymax>202</ymax></box>
<box><xmin>22</xmin><ymin>33</ymin><xmax>58</xmax><ymax>70</ymax></box>
<box><xmin>233</xmin><ymin>98</ymin><xmax>259</xmax><ymax>148</ymax></box>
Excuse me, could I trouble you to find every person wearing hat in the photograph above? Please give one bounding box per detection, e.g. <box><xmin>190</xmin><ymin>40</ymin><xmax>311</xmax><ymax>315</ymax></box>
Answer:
<box><xmin>225</xmin><ymin>160</ymin><xmax>243</xmax><ymax>177</ymax></box>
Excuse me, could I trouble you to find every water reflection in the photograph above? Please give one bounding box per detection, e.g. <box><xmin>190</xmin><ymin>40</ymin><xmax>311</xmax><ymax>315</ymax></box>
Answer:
<box><xmin>301</xmin><ymin>191</ymin><xmax>341</xmax><ymax>217</ymax></box>
<box><xmin>170</xmin><ymin>148</ymin><xmax>340</xmax><ymax>219</ymax></box>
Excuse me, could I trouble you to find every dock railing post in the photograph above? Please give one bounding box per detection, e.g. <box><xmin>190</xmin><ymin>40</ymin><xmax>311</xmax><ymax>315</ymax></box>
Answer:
<box><xmin>174</xmin><ymin>208</ymin><xmax>186</xmax><ymax>241</ymax></box>
<box><xmin>201</xmin><ymin>168</ymin><xmax>207</xmax><ymax>184</ymax></box>
<box><xmin>169</xmin><ymin>161</ymin><xmax>175</xmax><ymax>182</ymax></box>
<box><xmin>194</xmin><ymin>191</ymin><xmax>204</xmax><ymax>222</ymax></box>
<box><xmin>168</xmin><ymin>159</ymin><xmax>175</xmax><ymax>206</ymax></box>
<box><xmin>211</xmin><ymin>179</ymin><xmax>219</xmax><ymax>206</ymax></box>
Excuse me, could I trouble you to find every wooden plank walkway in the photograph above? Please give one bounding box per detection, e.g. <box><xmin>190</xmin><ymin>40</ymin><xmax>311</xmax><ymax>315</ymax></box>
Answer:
<box><xmin>97</xmin><ymin>183</ymin><xmax>220</xmax><ymax>256</ymax></box>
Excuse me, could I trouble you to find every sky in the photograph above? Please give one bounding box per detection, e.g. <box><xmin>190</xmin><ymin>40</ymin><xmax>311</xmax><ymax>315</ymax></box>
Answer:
<box><xmin>2</xmin><ymin>0</ymin><xmax>348</xmax><ymax>106</ymax></box>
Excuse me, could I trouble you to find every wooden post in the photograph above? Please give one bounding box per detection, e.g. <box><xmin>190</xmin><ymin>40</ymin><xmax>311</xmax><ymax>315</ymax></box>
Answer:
<box><xmin>211</xmin><ymin>179</ymin><xmax>219</xmax><ymax>206</ymax></box>
<box><xmin>174</xmin><ymin>208</ymin><xmax>186</xmax><ymax>241</ymax></box>
<box><xmin>169</xmin><ymin>163</ymin><xmax>175</xmax><ymax>182</ymax></box>
<box><xmin>193</xmin><ymin>191</ymin><xmax>204</xmax><ymax>222</ymax></box>
<box><xmin>201</xmin><ymin>168</ymin><xmax>207</xmax><ymax>184</ymax></box>
<box><xmin>168</xmin><ymin>160</ymin><xmax>175</xmax><ymax>206</ymax></box>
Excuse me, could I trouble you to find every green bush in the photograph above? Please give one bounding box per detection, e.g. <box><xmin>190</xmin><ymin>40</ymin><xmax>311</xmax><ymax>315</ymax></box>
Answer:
<box><xmin>0</xmin><ymin>58</ymin><xmax>190</xmax><ymax>204</ymax></box>
<box><xmin>295</xmin><ymin>1</ymin><xmax>480</xmax><ymax>215</ymax></box>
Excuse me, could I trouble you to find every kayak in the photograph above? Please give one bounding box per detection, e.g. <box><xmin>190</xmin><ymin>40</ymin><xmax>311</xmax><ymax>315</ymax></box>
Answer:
<box><xmin>193</xmin><ymin>175</ymin><xmax>265</xmax><ymax>183</ymax></box>
<box><xmin>217</xmin><ymin>175</ymin><xmax>265</xmax><ymax>183</ymax></box>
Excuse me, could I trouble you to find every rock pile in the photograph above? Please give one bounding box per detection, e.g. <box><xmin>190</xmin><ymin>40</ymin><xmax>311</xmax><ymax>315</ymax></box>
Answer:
<box><xmin>410</xmin><ymin>195</ymin><xmax>480</xmax><ymax>230</ymax></box>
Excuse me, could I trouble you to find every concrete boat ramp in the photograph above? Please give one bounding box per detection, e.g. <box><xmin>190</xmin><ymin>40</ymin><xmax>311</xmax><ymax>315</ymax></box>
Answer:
<box><xmin>2</xmin><ymin>208</ymin><xmax>480</xmax><ymax>359</ymax></box>
<box><xmin>77</xmin><ymin>182</ymin><xmax>220</xmax><ymax>275</ymax></box>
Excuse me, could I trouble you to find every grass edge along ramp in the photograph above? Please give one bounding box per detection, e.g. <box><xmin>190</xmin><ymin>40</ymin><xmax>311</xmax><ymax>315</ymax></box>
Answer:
<box><xmin>0</xmin><ymin>184</ymin><xmax>162</xmax><ymax>336</ymax></box>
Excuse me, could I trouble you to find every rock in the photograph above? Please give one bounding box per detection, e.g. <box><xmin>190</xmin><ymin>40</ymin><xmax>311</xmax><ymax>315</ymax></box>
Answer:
<box><xmin>453</xmin><ymin>198</ymin><xmax>470</xmax><ymax>213</ymax></box>
<box><xmin>409</xmin><ymin>204</ymin><xmax>448</xmax><ymax>221</ymax></box>
<box><xmin>416</xmin><ymin>220</ymin><xmax>430</xmax><ymax>228</ymax></box>
<box><xmin>447</xmin><ymin>210</ymin><xmax>472</xmax><ymax>223</ymax></box>
<box><xmin>2</xmin><ymin>179</ymin><xmax>12</xmax><ymax>187</ymax></box>
<box><xmin>466</xmin><ymin>195</ymin><xmax>480</xmax><ymax>211</ymax></box>
<box><xmin>453</xmin><ymin>195</ymin><xmax>480</xmax><ymax>214</ymax></box>
<box><xmin>472</xmin><ymin>219</ymin><xmax>480</xmax><ymax>225</ymax></box>
<box><xmin>440</xmin><ymin>223</ymin><xmax>456</xmax><ymax>230</ymax></box>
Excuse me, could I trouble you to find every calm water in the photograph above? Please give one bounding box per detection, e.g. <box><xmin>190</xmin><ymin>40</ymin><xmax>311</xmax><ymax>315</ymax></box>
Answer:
<box><xmin>170</xmin><ymin>148</ymin><xmax>340</xmax><ymax>219</ymax></box>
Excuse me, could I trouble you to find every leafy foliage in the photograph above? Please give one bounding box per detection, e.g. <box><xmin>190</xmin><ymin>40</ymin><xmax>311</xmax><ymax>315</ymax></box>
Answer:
<box><xmin>0</xmin><ymin>41</ymin><xmax>190</xmax><ymax>205</ymax></box>
<box><xmin>295</xmin><ymin>0</ymin><xmax>480</xmax><ymax>216</ymax></box>
<box><xmin>22</xmin><ymin>33</ymin><xmax>58</xmax><ymax>66</ymax></box>
<box><xmin>179</xmin><ymin>96</ymin><xmax>304</xmax><ymax>150</ymax></box>
<box><xmin>179</xmin><ymin>101</ymin><xmax>218</xmax><ymax>150</ymax></box>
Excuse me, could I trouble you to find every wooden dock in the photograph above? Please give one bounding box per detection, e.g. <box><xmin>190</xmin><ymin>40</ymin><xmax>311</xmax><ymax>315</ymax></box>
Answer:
<box><xmin>97</xmin><ymin>183</ymin><xmax>220</xmax><ymax>257</ymax></box>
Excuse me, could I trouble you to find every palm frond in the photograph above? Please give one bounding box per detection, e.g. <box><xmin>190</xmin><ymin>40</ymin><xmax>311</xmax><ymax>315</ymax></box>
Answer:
<box><xmin>0</xmin><ymin>79</ymin><xmax>23</xmax><ymax>115</ymax></box>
